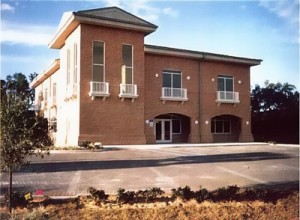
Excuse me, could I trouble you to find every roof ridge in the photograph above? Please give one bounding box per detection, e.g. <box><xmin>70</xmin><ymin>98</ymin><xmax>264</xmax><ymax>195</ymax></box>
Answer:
<box><xmin>74</xmin><ymin>6</ymin><xmax>157</xmax><ymax>29</ymax></box>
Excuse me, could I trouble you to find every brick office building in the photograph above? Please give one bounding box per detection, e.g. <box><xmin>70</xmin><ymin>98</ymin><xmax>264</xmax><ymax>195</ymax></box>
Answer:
<box><xmin>30</xmin><ymin>7</ymin><xmax>262</xmax><ymax>146</ymax></box>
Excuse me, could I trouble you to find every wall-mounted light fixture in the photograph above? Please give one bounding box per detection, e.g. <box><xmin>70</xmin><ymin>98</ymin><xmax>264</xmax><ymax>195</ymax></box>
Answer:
<box><xmin>205</xmin><ymin>120</ymin><xmax>209</xmax><ymax>125</ymax></box>
<box><xmin>211</xmin><ymin>78</ymin><xmax>215</xmax><ymax>82</ymax></box>
<box><xmin>155</xmin><ymin>73</ymin><xmax>159</xmax><ymax>77</ymax></box>
<box><xmin>195</xmin><ymin>120</ymin><xmax>199</xmax><ymax>124</ymax></box>
<box><xmin>187</xmin><ymin>76</ymin><xmax>191</xmax><ymax>80</ymax></box>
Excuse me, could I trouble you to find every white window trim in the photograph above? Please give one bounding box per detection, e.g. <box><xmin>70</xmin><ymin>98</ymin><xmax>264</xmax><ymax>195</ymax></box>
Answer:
<box><xmin>217</xmin><ymin>75</ymin><xmax>234</xmax><ymax>92</ymax></box>
<box><xmin>163</xmin><ymin>70</ymin><xmax>182</xmax><ymax>89</ymax></box>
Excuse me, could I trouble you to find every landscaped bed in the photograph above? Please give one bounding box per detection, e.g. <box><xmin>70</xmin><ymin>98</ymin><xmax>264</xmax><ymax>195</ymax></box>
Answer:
<box><xmin>1</xmin><ymin>186</ymin><xmax>299</xmax><ymax>219</ymax></box>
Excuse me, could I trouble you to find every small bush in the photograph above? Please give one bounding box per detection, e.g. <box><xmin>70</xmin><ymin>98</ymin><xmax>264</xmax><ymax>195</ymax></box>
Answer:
<box><xmin>117</xmin><ymin>188</ymin><xmax>136</xmax><ymax>204</ymax></box>
<box><xmin>87</xmin><ymin>187</ymin><xmax>108</xmax><ymax>203</ymax></box>
<box><xmin>171</xmin><ymin>186</ymin><xmax>194</xmax><ymax>201</ymax></box>
<box><xmin>243</xmin><ymin>188</ymin><xmax>267</xmax><ymax>201</ymax></box>
<box><xmin>80</xmin><ymin>141</ymin><xmax>91</xmax><ymax>148</ymax></box>
<box><xmin>136</xmin><ymin>187</ymin><xmax>165</xmax><ymax>203</ymax></box>
<box><xmin>194</xmin><ymin>186</ymin><xmax>210</xmax><ymax>203</ymax></box>
<box><xmin>5</xmin><ymin>191</ymin><xmax>30</xmax><ymax>208</ymax></box>
<box><xmin>215</xmin><ymin>185</ymin><xmax>240</xmax><ymax>201</ymax></box>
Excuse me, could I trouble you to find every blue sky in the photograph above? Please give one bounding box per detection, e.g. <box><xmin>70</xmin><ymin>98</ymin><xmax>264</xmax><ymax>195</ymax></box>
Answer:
<box><xmin>1</xmin><ymin>0</ymin><xmax>299</xmax><ymax>89</ymax></box>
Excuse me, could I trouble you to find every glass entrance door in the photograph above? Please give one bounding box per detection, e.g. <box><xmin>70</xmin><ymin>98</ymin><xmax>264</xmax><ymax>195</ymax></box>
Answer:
<box><xmin>155</xmin><ymin>119</ymin><xmax>172</xmax><ymax>143</ymax></box>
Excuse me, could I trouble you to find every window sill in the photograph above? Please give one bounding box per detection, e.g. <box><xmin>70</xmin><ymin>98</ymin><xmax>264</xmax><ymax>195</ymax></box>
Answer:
<box><xmin>161</xmin><ymin>97</ymin><xmax>188</xmax><ymax>104</ymax></box>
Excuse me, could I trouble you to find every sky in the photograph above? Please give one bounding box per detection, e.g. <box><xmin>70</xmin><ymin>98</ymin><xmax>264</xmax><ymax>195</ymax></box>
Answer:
<box><xmin>1</xmin><ymin>0</ymin><xmax>299</xmax><ymax>89</ymax></box>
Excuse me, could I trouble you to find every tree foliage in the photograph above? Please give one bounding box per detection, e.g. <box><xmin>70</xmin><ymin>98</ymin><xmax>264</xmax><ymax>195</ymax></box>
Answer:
<box><xmin>251</xmin><ymin>81</ymin><xmax>299</xmax><ymax>144</ymax></box>
<box><xmin>0</xmin><ymin>73</ymin><xmax>51</xmax><ymax>212</ymax></box>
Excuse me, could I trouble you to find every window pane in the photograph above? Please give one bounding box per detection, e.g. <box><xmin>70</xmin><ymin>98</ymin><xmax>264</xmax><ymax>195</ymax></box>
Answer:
<box><xmin>122</xmin><ymin>45</ymin><xmax>132</xmax><ymax>67</ymax></box>
<box><xmin>125</xmin><ymin>68</ymin><xmax>133</xmax><ymax>84</ymax></box>
<box><xmin>226</xmin><ymin>78</ymin><xmax>233</xmax><ymax>91</ymax></box>
<box><xmin>218</xmin><ymin>77</ymin><xmax>224</xmax><ymax>91</ymax></box>
<box><xmin>224</xmin><ymin>120</ymin><xmax>231</xmax><ymax>133</ymax></box>
<box><xmin>173</xmin><ymin>74</ymin><xmax>181</xmax><ymax>88</ymax></box>
<box><xmin>172</xmin><ymin>119</ymin><xmax>181</xmax><ymax>133</ymax></box>
<box><xmin>163</xmin><ymin>73</ymin><xmax>171</xmax><ymax>87</ymax></box>
<box><xmin>93</xmin><ymin>65</ymin><xmax>104</xmax><ymax>82</ymax></box>
<box><xmin>93</xmin><ymin>42</ymin><xmax>104</xmax><ymax>65</ymax></box>
<box><xmin>215</xmin><ymin>120</ymin><xmax>223</xmax><ymax>133</ymax></box>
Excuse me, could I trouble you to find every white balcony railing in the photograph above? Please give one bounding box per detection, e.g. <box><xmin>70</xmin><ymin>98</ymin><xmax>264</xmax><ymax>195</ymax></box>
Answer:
<box><xmin>89</xmin><ymin>81</ymin><xmax>110</xmax><ymax>100</ymax></box>
<box><xmin>119</xmin><ymin>84</ymin><xmax>138</xmax><ymax>100</ymax></box>
<box><xmin>161</xmin><ymin>87</ymin><xmax>188</xmax><ymax>102</ymax></box>
<box><xmin>216</xmin><ymin>91</ymin><xmax>240</xmax><ymax>103</ymax></box>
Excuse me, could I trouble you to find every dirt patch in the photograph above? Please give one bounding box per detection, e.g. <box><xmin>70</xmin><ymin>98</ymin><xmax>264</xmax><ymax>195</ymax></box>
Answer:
<box><xmin>1</xmin><ymin>191</ymin><xmax>298</xmax><ymax>220</ymax></box>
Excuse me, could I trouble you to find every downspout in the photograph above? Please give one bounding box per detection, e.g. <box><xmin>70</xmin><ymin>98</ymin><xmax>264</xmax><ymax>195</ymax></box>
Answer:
<box><xmin>198</xmin><ymin>54</ymin><xmax>205</xmax><ymax>143</ymax></box>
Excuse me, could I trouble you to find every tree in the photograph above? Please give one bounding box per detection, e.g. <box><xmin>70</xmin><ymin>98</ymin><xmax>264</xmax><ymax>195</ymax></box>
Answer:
<box><xmin>251</xmin><ymin>81</ymin><xmax>299</xmax><ymax>144</ymax></box>
<box><xmin>0</xmin><ymin>73</ymin><xmax>51</xmax><ymax>213</ymax></box>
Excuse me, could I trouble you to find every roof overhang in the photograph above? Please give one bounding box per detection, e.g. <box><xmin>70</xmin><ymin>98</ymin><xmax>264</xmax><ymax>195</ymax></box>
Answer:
<box><xmin>145</xmin><ymin>45</ymin><xmax>262</xmax><ymax>66</ymax></box>
<box><xmin>49</xmin><ymin>12</ymin><xmax>157</xmax><ymax>49</ymax></box>
<box><xmin>30</xmin><ymin>59</ymin><xmax>60</xmax><ymax>88</ymax></box>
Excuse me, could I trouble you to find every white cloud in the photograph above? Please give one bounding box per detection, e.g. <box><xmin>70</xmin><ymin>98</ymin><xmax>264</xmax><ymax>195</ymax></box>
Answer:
<box><xmin>259</xmin><ymin>0</ymin><xmax>299</xmax><ymax>25</ymax></box>
<box><xmin>1</xmin><ymin>20</ymin><xmax>56</xmax><ymax>46</ymax></box>
<box><xmin>163</xmin><ymin>7</ymin><xmax>179</xmax><ymax>17</ymax></box>
<box><xmin>1</xmin><ymin>3</ymin><xmax>15</xmax><ymax>12</ymax></box>
<box><xmin>102</xmin><ymin>0</ymin><xmax>178</xmax><ymax>22</ymax></box>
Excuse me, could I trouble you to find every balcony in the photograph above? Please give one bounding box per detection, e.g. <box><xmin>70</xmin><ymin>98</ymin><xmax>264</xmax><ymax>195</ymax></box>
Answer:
<box><xmin>89</xmin><ymin>81</ymin><xmax>110</xmax><ymax>100</ymax></box>
<box><xmin>216</xmin><ymin>91</ymin><xmax>240</xmax><ymax>104</ymax></box>
<box><xmin>161</xmin><ymin>87</ymin><xmax>188</xmax><ymax>104</ymax></box>
<box><xmin>119</xmin><ymin>84</ymin><xmax>138</xmax><ymax>101</ymax></box>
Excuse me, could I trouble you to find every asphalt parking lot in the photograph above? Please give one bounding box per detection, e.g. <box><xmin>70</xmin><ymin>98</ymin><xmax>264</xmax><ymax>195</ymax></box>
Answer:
<box><xmin>0</xmin><ymin>143</ymin><xmax>299</xmax><ymax>196</ymax></box>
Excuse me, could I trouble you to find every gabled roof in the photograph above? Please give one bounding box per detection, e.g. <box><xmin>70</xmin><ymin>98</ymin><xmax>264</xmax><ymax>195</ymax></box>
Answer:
<box><xmin>49</xmin><ymin>7</ymin><xmax>157</xmax><ymax>49</ymax></box>
<box><xmin>145</xmin><ymin>44</ymin><xmax>262</xmax><ymax>66</ymax></box>
<box><xmin>74</xmin><ymin>7</ymin><xmax>157</xmax><ymax>30</ymax></box>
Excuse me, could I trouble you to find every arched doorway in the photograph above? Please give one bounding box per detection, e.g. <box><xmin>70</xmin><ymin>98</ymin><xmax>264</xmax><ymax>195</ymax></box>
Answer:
<box><xmin>211</xmin><ymin>115</ymin><xmax>241</xmax><ymax>142</ymax></box>
<box><xmin>154</xmin><ymin>113</ymin><xmax>190</xmax><ymax>143</ymax></box>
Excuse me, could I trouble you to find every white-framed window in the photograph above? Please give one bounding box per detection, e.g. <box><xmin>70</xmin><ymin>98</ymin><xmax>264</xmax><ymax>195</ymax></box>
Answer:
<box><xmin>211</xmin><ymin>116</ymin><xmax>231</xmax><ymax>134</ymax></box>
<box><xmin>74</xmin><ymin>43</ymin><xmax>78</xmax><ymax>84</ymax></box>
<box><xmin>163</xmin><ymin>70</ymin><xmax>182</xmax><ymax>89</ymax></box>
<box><xmin>218</xmin><ymin>75</ymin><xmax>233</xmax><ymax>92</ymax></box>
<box><xmin>93</xmin><ymin>41</ymin><xmax>105</xmax><ymax>82</ymax></box>
<box><xmin>122</xmin><ymin>44</ymin><xmax>133</xmax><ymax>84</ymax></box>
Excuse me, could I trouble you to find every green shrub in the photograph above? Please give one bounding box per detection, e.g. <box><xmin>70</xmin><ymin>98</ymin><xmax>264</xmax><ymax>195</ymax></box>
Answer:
<box><xmin>80</xmin><ymin>141</ymin><xmax>91</xmax><ymax>148</ymax></box>
<box><xmin>87</xmin><ymin>187</ymin><xmax>108</xmax><ymax>203</ymax></box>
<box><xmin>136</xmin><ymin>187</ymin><xmax>165</xmax><ymax>203</ymax></box>
<box><xmin>194</xmin><ymin>186</ymin><xmax>210</xmax><ymax>203</ymax></box>
<box><xmin>215</xmin><ymin>185</ymin><xmax>240</xmax><ymax>201</ymax></box>
<box><xmin>5</xmin><ymin>191</ymin><xmax>30</xmax><ymax>208</ymax></box>
<box><xmin>243</xmin><ymin>188</ymin><xmax>267</xmax><ymax>201</ymax></box>
<box><xmin>117</xmin><ymin>188</ymin><xmax>136</xmax><ymax>204</ymax></box>
<box><xmin>171</xmin><ymin>186</ymin><xmax>194</xmax><ymax>201</ymax></box>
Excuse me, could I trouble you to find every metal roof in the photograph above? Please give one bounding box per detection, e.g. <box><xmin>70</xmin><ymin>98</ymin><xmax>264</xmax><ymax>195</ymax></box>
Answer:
<box><xmin>145</xmin><ymin>44</ymin><xmax>262</xmax><ymax>66</ymax></box>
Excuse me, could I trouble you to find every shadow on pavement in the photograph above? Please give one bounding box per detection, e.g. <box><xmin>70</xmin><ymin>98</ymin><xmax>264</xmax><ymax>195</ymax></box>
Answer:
<box><xmin>16</xmin><ymin>151</ymin><xmax>291</xmax><ymax>173</ymax></box>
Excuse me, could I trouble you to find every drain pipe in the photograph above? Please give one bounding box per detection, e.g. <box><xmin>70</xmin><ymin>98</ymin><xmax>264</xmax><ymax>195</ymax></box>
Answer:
<box><xmin>198</xmin><ymin>55</ymin><xmax>204</xmax><ymax>143</ymax></box>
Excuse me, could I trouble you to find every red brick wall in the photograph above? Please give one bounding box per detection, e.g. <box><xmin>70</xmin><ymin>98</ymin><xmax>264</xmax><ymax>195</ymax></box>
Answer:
<box><xmin>199</xmin><ymin>61</ymin><xmax>253</xmax><ymax>142</ymax></box>
<box><xmin>144</xmin><ymin>53</ymin><xmax>201</xmax><ymax>143</ymax></box>
<box><xmin>78</xmin><ymin>24</ymin><xmax>146</xmax><ymax>144</ymax></box>
<box><xmin>77</xmin><ymin>24</ymin><xmax>253</xmax><ymax>145</ymax></box>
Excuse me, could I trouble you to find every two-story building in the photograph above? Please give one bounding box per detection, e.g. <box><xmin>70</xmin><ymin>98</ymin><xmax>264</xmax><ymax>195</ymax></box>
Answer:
<box><xmin>30</xmin><ymin>7</ymin><xmax>262</xmax><ymax>146</ymax></box>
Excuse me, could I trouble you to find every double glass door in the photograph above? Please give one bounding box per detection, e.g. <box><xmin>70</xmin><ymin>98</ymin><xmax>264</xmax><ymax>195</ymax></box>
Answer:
<box><xmin>155</xmin><ymin>119</ymin><xmax>172</xmax><ymax>143</ymax></box>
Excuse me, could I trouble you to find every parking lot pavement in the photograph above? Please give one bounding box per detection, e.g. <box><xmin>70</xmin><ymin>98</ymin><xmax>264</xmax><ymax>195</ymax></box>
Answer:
<box><xmin>0</xmin><ymin>143</ymin><xmax>299</xmax><ymax>196</ymax></box>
